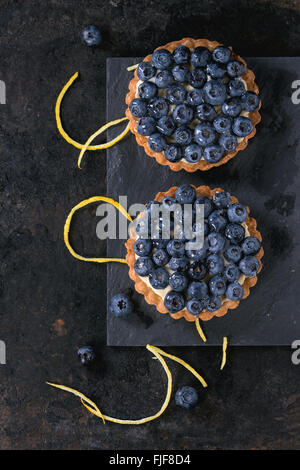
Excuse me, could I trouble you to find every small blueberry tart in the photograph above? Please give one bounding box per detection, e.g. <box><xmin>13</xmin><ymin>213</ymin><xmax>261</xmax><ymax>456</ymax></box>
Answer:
<box><xmin>125</xmin><ymin>185</ymin><xmax>263</xmax><ymax>322</ymax></box>
<box><xmin>126</xmin><ymin>38</ymin><xmax>261</xmax><ymax>172</ymax></box>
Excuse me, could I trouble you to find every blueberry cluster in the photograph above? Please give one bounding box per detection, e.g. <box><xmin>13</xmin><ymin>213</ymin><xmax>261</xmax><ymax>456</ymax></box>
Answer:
<box><xmin>129</xmin><ymin>45</ymin><xmax>260</xmax><ymax>164</ymax></box>
<box><xmin>133</xmin><ymin>185</ymin><xmax>262</xmax><ymax>316</ymax></box>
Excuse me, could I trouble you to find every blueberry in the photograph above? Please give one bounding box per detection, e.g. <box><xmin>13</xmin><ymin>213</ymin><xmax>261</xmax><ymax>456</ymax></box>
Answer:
<box><xmin>138</xmin><ymin>81</ymin><xmax>158</xmax><ymax>100</ymax></box>
<box><xmin>242</xmin><ymin>236</ymin><xmax>261</xmax><ymax>255</ymax></box>
<box><xmin>176</xmin><ymin>184</ymin><xmax>196</xmax><ymax>204</ymax></box>
<box><xmin>187</xmin><ymin>261</ymin><xmax>207</xmax><ymax>281</ymax></box>
<box><xmin>212</xmin><ymin>45</ymin><xmax>231</xmax><ymax>64</ymax></box>
<box><xmin>77</xmin><ymin>346</ymin><xmax>95</xmax><ymax>366</ymax></box>
<box><xmin>173</xmin><ymin>45</ymin><xmax>190</xmax><ymax>64</ymax></box>
<box><xmin>222</xmin><ymin>97</ymin><xmax>242</xmax><ymax>117</ymax></box>
<box><xmin>169</xmin><ymin>272</ymin><xmax>188</xmax><ymax>292</ymax></box>
<box><xmin>212</xmin><ymin>191</ymin><xmax>231</xmax><ymax>209</ymax></box>
<box><xmin>227</xmin><ymin>203</ymin><xmax>248</xmax><ymax>223</ymax></box>
<box><xmin>157</xmin><ymin>116</ymin><xmax>176</xmax><ymax>136</ymax></box>
<box><xmin>232</xmin><ymin>116</ymin><xmax>253</xmax><ymax>137</ymax></box>
<box><xmin>239</xmin><ymin>256</ymin><xmax>260</xmax><ymax>277</ymax></box>
<box><xmin>175</xmin><ymin>386</ymin><xmax>198</xmax><ymax>409</ymax></box>
<box><xmin>203</xmin><ymin>79</ymin><xmax>226</xmax><ymax>106</ymax></box>
<box><xmin>225</xmin><ymin>223</ymin><xmax>245</xmax><ymax>244</ymax></box>
<box><xmin>134</xmin><ymin>238</ymin><xmax>152</xmax><ymax>256</ymax></box>
<box><xmin>164</xmin><ymin>290</ymin><xmax>185</xmax><ymax>313</ymax></box>
<box><xmin>129</xmin><ymin>98</ymin><xmax>148</xmax><ymax>118</ymax></box>
<box><xmin>186</xmin><ymin>246</ymin><xmax>207</xmax><ymax>262</ymax></box>
<box><xmin>187</xmin><ymin>281</ymin><xmax>208</xmax><ymax>300</ymax></box>
<box><xmin>191</xmin><ymin>47</ymin><xmax>211</xmax><ymax>67</ymax></box>
<box><xmin>155</xmin><ymin>70</ymin><xmax>174</xmax><ymax>88</ymax></box>
<box><xmin>224</xmin><ymin>245</ymin><xmax>242</xmax><ymax>263</ymax></box>
<box><xmin>226</xmin><ymin>282</ymin><xmax>244</xmax><ymax>301</ymax></box>
<box><xmin>153</xmin><ymin>248</ymin><xmax>170</xmax><ymax>266</ymax></box>
<box><xmin>189</xmin><ymin>68</ymin><xmax>207</xmax><ymax>88</ymax></box>
<box><xmin>149</xmin><ymin>267</ymin><xmax>169</xmax><ymax>289</ymax></box>
<box><xmin>167</xmin><ymin>239</ymin><xmax>185</xmax><ymax>258</ymax></box>
<box><xmin>135</xmin><ymin>216</ymin><xmax>150</xmax><ymax>237</ymax></box>
<box><xmin>194</xmin><ymin>123</ymin><xmax>216</xmax><ymax>146</ymax></box>
<box><xmin>206</xmin><ymin>254</ymin><xmax>225</xmax><ymax>275</ymax></box>
<box><xmin>137</xmin><ymin>116</ymin><xmax>156</xmax><ymax>136</ymax></box>
<box><xmin>164</xmin><ymin>144</ymin><xmax>183</xmax><ymax>162</ymax></box>
<box><xmin>227</xmin><ymin>79</ymin><xmax>246</xmax><ymax>97</ymax></box>
<box><xmin>173</xmin><ymin>104</ymin><xmax>194</xmax><ymax>125</ymax></box>
<box><xmin>194</xmin><ymin>196</ymin><xmax>214</xmax><ymax>218</ymax></box>
<box><xmin>148</xmin><ymin>97</ymin><xmax>169</xmax><ymax>119</ymax></box>
<box><xmin>206</xmin><ymin>295</ymin><xmax>222</xmax><ymax>312</ymax></box>
<box><xmin>137</xmin><ymin>61</ymin><xmax>156</xmax><ymax>81</ymax></box>
<box><xmin>109</xmin><ymin>293</ymin><xmax>133</xmax><ymax>317</ymax></box>
<box><xmin>227</xmin><ymin>60</ymin><xmax>246</xmax><ymax>78</ymax></box>
<box><xmin>169</xmin><ymin>256</ymin><xmax>188</xmax><ymax>272</ymax></box>
<box><xmin>209</xmin><ymin>275</ymin><xmax>227</xmax><ymax>296</ymax></box>
<box><xmin>196</xmin><ymin>103</ymin><xmax>217</xmax><ymax>122</ymax></box>
<box><xmin>241</xmin><ymin>91</ymin><xmax>260</xmax><ymax>111</ymax></box>
<box><xmin>166</xmin><ymin>84</ymin><xmax>186</xmax><ymax>104</ymax></box>
<box><xmin>208</xmin><ymin>210</ymin><xmax>228</xmax><ymax>232</ymax></box>
<box><xmin>184</xmin><ymin>144</ymin><xmax>203</xmax><ymax>163</ymax></box>
<box><xmin>151</xmin><ymin>48</ymin><xmax>173</xmax><ymax>70</ymax></box>
<box><xmin>207</xmin><ymin>231</ymin><xmax>226</xmax><ymax>253</ymax></box>
<box><xmin>225</xmin><ymin>263</ymin><xmax>241</xmax><ymax>283</ymax></box>
<box><xmin>213</xmin><ymin>114</ymin><xmax>232</xmax><ymax>134</ymax></box>
<box><xmin>207</xmin><ymin>62</ymin><xmax>227</xmax><ymax>79</ymax></box>
<box><xmin>172</xmin><ymin>64</ymin><xmax>191</xmax><ymax>83</ymax></box>
<box><xmin>134</xmin><ymin>256</ymin><xmax>154</xmax><ymax>276</ymax></box>
<box><xmin>203</xmin><ymin>144</ymin><xmax>224</xmax><ymax>163</ymax></box>
<box><xmin>187</xmin><ymin>298</ymin><xmax>204</xmax><ymax>316</ymax></box>
<box><xmin>81</xmin><ymin>25</ymin><xmax>102</xmax><ymax>46</ymax></box>
<box><xmin>187</xmin><ymin>89</ymin><xmax>204</xmax><ymax>106</ymax></box>
<box><xmin>173</xmin><ymin>126</ymin><xmax>192</xmax><ymax>145</ymax></box>
<box><xmin>148</xmin><ymin>133</ymin><xmax>167</xmax><ymax>153</ymax></box>
<box><xmin>219</xmin><ymin>133</ymin><xmax>238</xmax><ymax>153</ymax></box>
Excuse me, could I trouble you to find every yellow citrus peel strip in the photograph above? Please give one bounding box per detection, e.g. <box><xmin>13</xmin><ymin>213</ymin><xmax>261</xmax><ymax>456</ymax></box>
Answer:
<box><xmin>127</xmin><ymin>64</ymin><xmax>139</xmax><ymax>71</ymax></box>
<box><xmin>77</xmin><ymin>119</ymin><xmax>130</xmax><ymax>169</ymax></box>
<box><xmin>47</xmin><ymin>344</ymin><xmax>172</xmax><ymax>425</ymax></box>
<box><xmin>149</xmin><ymin>345</ymin><xmax>208</xmax><ymax>388</ymax></box>
<box><xmin>55</xmin><ymin>71</ymin><xmax>130</xmax><ymax>158</ymax></box>
<box><xmin>220</xmin><ymin>336</ymin><xmax>228</xmax><ymax>370</ymax></box>
<box><xmin>195</xmin><ymin>318</ymin><xmax>207</xmax><ymax>343</ymax></box>
<box><xmin>64</xmin><ymin>196</ymin><xmax>132</xmax><ymax>264</ymax></box>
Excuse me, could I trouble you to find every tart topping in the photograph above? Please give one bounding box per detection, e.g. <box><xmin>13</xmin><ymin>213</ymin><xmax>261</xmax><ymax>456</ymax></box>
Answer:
<box><xmin>131</xmin><ymin>44</ymin><xmax>260</xmax><ymax>164</ymax></box>
<box><xmin>132</xmin><ymin>185</ymin><xmax>261</xmax><ymax>316</ymax></box>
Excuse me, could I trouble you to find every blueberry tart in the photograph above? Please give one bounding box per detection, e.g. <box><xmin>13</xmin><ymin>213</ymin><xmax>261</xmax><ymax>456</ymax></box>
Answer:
<box><xmin>126</xmin><ymin>38</ymin><xmax>261</xmax><ymax>172</ymax></box>
<box><xmin>125</xmin><ymin>185</ymin><xmax>263</xmax><ymax>321</ymax></box>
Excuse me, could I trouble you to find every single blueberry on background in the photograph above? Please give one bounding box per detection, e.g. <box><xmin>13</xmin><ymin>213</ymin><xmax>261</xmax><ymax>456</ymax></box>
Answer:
<box><xmin>175</xmin><ymin>386</ymin><xmax>198</xmax><ymax>409</ymax></box>
<box><xmin>81</xmin><ymin>25</ymin><xmax>102</xmax><ymax>46</ymax></box>
<box><xmin>109</xmin><ymin>293</ymin><xmax>133</xmax><ymax>318</ymax></box>
<box><xmin>77</xmin><ymin>346</ymin><xmax>95</xmax><ymax>366</ymax></box>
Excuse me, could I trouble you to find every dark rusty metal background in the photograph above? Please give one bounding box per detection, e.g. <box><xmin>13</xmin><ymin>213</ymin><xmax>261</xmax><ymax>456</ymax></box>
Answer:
<box><xmin>0</xmin><ymin>0</ymin><xmax>300</xmax><ymax>450</ymax></box>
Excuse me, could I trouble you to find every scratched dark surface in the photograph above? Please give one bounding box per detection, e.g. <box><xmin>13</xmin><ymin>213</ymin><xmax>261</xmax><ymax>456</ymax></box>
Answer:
<box><xmin>1</xmin><ymin>0</ymin><xmax>300</xmax><ymax>450</ymax></box>
<box><xmin>107</xmin><ymin>56</ymin><xmax>300</xmax><ymax>346</ymax></box>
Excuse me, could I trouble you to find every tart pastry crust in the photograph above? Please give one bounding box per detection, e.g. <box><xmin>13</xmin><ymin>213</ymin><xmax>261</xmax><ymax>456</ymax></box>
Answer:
<box><xmin>126</xmin><ymin>38</ymin><xmax>261</xmax><ymax>172</ymax></box>
<box><xmin>125</xmin><ymin>185</ymin><xmax>264</xmax><ymax>322</ymax></box>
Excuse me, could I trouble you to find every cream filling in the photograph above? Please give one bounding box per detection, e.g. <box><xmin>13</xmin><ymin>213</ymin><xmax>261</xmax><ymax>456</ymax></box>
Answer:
<box><xmin>134</xmin><ymin>221</ymin><xmax>250</xmax><ymax>312</ymax></box>
<box><xmin>135</xmin><ymin>75</ymin><xmax>249</xmax><ymax>161</ymax></box>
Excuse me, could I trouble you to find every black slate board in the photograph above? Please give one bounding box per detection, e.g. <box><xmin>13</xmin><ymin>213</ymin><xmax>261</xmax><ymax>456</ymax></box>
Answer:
<box><xmin>106</xmin><ymin>57</ymin><xmax>300</xmax><ymax>346</ymax></box>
